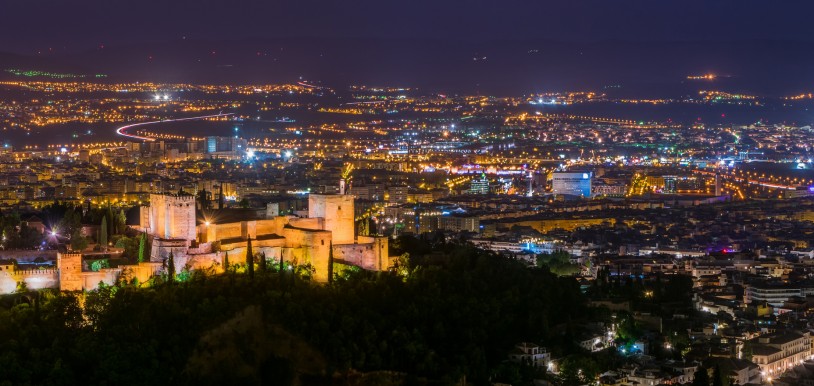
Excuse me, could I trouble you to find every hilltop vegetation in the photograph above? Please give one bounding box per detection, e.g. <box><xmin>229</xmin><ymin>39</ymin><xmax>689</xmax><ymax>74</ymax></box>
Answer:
<box><xmin>0</xmin><ymin>238</ymin><xmax>589</xmax><ymax>385</ymax></box>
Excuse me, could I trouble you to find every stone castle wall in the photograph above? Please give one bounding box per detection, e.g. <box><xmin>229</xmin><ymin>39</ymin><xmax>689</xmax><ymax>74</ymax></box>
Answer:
<box><xmin>334</xmin><ymin>237</ymin><xmax>389</xmax><ymax>271</ymax></box>
<box><xmin>149</xmin><ymin>193</ymin><xmax>196</xmax><ymax>240</ymax></box>
<box><xmin>308</xmin><ymin>194</ymin><xmax>355</xmax><ymax>244</ymax></box>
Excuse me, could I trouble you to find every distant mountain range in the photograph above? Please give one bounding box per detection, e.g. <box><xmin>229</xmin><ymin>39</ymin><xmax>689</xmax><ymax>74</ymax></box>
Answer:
<box><xmin>1</xmin><ymin>38</ymin><xmax>813</xmax><ymax>97</ymax></box>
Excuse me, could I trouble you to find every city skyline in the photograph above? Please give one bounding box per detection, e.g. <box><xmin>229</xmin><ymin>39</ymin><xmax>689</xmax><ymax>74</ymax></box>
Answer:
<box><xmin>3</xmin><ymin>2</ymin><xmax>814</xmax><ymax>386</ymax></box>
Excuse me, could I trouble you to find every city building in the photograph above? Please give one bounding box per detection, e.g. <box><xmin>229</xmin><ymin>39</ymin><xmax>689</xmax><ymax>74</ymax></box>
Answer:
<box><xmin>748</xmin><ymin>331</ymin><xmax>811</xmax><ymax>377</ymax></box>
<box><xmin>469</xmin><ymin>174</ymin><xmax>490</xmax><ymax>195</ymax></box>
<box><xmin>508</xmin><ymin>342</ymin><xmax>551</xmax><ymax>368</ymax></box>
<box><xmin>552</xmin><ymin>172</ymin><xmax>592</xmax><ymax>197</ymax></box>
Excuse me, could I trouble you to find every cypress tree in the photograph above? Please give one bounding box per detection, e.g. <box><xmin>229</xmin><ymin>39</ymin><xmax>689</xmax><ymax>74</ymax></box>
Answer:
<box><xmin>259</xmin><ymin>251</ymin><xmax>267</xmax><ymax>272</ymax></box>
<box><xmin>328</xmin><ymin>241</ymin><xmax>334</xmax><ymax>283</ymax></box>
<box><xmin>99</xmin><ymin>216</ymin><xmax>108</xmax><ymax>248</ymax></box>
<box><xmin>218</xmin><ymin>184</ymin><xmax>224</xmax><ymax>210</ymax></box>
<box><xmin>712</xmin><ymin>365</ymin><xmax>723</xmax><ymax>386</ymax></box>
<box><xmin>692</xmin><ymin>366</ymin><xmax>709</xmax><ymax>386</ymax></box>
<box><xmin>223</xmin><ymin>250</ymin><xmax>230</xmax><ymax>272</ymax></box>
<box><xmin>116</xmin><ymin>209</ymin><xmax>126</xmax><ymax>235</ymax></box>
<box><xmin>197</xmin><ymin>188</ymin><xmax>209</xmax><ymax>210</ymax></box>
<box><xmin>167</xmin><ymin>251</ymin><xmax>175</xmax><ymax>282</ymax></box>
<box><xmin>137</xmin><ymin>233</ymin><xmax>146</xmax><ymax>262</ymax></box>
<box><xmin>246</xmin><ymin>237</ymin><xmax>254</xmax><ymax>280</ymax></box>
<box><xmin>106</xmin><ymin>206</ymin><xmax>114</xmax><ymax>235</ymax></box>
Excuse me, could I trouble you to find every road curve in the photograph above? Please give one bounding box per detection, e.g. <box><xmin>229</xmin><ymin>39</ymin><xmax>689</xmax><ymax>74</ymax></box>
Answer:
<box><xmin>115</xmin><ymin>113</ymin><xmax>234</xmax><ymax>141</ymax></box>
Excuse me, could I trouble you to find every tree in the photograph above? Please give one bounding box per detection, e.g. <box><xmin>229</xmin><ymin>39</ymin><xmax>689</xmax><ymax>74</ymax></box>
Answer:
<box><xmin>559</xmin><ymin>355</ymin><xmax>600</xmax><ymax>385</ymax></box>
<box><xmin>328</xmin><ymin>242</ymin><xmax>334</xmax><ymax>283</ymax></box>
<box><xmin>15</xmin><ymin>280</ymin><xmax>27</xmax><ymax>293</ymax></box>
<box><xmin>70</xmin><ymin>229</ymin><xmax>88</xmax><ymax>251</ymax></box>
<box><xmin>90</xmin><ymin>259</ymin><xmax>109</xmax><ymax>272</ymax></box>
<box><xmin>218</xmin><ymin>184</ymin><xmax>224</xmax><ymax>210</ymax></box>
<box><xmin>114</xmin><ymin>236</ymin><xmax>140</xmax><ymax>259</ymax></box>
<box><xmin>223</xmin><ymin>250</ymin><xmax>230</xmax><ymax>273</ymax></box>
<box><xmin>99</xmin><ymin>216</ymin><xmax>108</xmax><ymax>249</ymax></box>
<box><xmin>741</xmin><ymin>340</ymin><xmax>753</xmax><ymax>362</ymax></box>
<box><xmin>259</xmin><ymin>251</ymin><xmax>267</xmax><ymax>273</ymax></box>
<box><xmin>106</xmin><ymin>206</ymin><xmax>115</xmax><ymax>235</ymax></box>
<box><xmin>55</xmin><ymin>207</ymin><xmax>83</xmax><ymax>238</ymax></box>
<box><xmin>712</xmin><ymin>365</ymin><xmax>725</xmax><ymax>386</ymax></box>
<box><xmin>137</xmin><ymin>233</ymin><xmax>146</xmax><ymax>263</ymax></box>
<box><xmin>692</xmin><ymin>366</ymin><xmax>710</xmax><ymax>386</ymax></box>
<box><xmin>167</xmin><ymin>251</ymin><xmax>176</xmax><ymax>282</ymax></box>
<box><xmin>197</xmin><ymin>188</ymin><xmax>210</xmax><ymax>210</ymax></box>
<box><xmin>115</xmin><ymin>209</ymin><xmax>126</xmax><ymax>235</ymax></box>
<box><xmin>246</xmin><ymin>237</ymin><xmax>254</xmax><ymax>280</ymax></box>
<box><xmin>536</xmin><ymin>250</ymin><xmax>580</xmax><ymax>276</ymax></box>
<box><xmin>0</xmin><ymin>241</ymin><xmax>594</xmax><ymax>385</ymax></box>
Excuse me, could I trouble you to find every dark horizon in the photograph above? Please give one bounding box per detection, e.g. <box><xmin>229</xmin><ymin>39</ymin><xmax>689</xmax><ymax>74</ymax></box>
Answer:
<box><xmin>3</xmin><ymin>37</ymin><xmax>814</xmax><ymax>98</ymax></box>
<box><xmin>2</xmin><ymin>0</ymin><xmax>814</xmax><ymax>54</ymax></box>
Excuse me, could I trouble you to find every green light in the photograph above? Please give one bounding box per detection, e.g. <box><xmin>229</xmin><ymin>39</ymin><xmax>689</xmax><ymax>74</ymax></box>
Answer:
<box><xmin>5</xmin><ymin>68</ymin><xmax>106</xmax><ymax>79</ymax></box>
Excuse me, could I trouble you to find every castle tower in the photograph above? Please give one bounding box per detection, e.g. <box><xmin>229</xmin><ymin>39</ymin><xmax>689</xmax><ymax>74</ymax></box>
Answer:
<box><xmin>148</xmin><ymin>192</ymin><xmax>196</xmax><ymax>241</ymax></box>
<box><xmin>373</xmin><ymin>236</ymin><xmax>390</xmax><ymax>271</ymax></box>
<box><xmin>58</xmin><ymin>252</ymin><xmax>83</xmax><ymax>291</ymax></box>
<box><xmin>308</xmin><ymin>194</ymin><xmax>355</xmax><ymax>245</ymax></box>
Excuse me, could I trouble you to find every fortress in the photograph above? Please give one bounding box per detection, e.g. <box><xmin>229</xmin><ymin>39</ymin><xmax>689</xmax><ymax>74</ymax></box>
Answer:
<box><xmin>0</xmin><ymin>190</ymin><xmax>391</xmax><ymax>294</ymax></box>
<box><xmin>0</xmin><ymin>252</ymin><xmax>162</xmax><ymax>294</ymax></box>
<box><xmin>142</xmin><ymin>191</ymin><xmax>391</xmax><ymax>283</ymax></box>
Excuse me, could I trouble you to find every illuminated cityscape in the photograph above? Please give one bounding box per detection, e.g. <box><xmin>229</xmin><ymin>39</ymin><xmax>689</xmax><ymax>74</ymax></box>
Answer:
<box><xmin>2</xmin><ymin>1</ymin><xmax>814</xmax><ymax>385</ymax></box>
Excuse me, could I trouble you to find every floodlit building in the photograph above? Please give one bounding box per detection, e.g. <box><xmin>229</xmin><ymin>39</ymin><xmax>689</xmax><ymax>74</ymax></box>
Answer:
<box><xmin>469</xmin><ymin>174</ymin><xmax>489</xmax><ymax>195</ymax></box>
<box><xmin>552</xmin><ymin>172</ymin><xmax>592</xmax><ymax>197</ymax></box>
<box><xmin>140</xmin><ymin>189</ymin><xmax>391</xmax><ymax>283</ymax></box>
<box><xmin>748</xmin><ymin>331</ymin><xmax>811</xmax><ymax>377</ymax></box>
<box><xmin>508</xmin><ymin>342</ymin><xmax>551</xmax><ymax>368</ymax></box>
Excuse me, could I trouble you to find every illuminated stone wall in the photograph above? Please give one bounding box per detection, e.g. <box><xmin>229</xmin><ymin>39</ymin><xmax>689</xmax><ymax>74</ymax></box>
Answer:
<box><xmin>148</xmin><ymin>193</ymin><xmax>196</xmax><ymax>240</ymax></box>
<box><xmin>308</xmin><ymin>194</ymin><xmax>355</xmax><ymax>245</ymax></box>
<box><xmin>58</xmin><ymin>252</ymin><xmax>83</xmax><ymax>291</ymax></box>
<box><xmin>282</xmin><ymin>227</ymin><xmax>332</xmax><ymax>282</ymax></box>
<box><xmin>0</xmin><ymin>268</ymin><xmax>60</xmax><ymax>294</ymax></box>
<box><xmin>81</xmin><ymin>269</ymin><xmax>121</xmax><ymax>290</ymax></box>
<box><xmin>150</xmin><ymin>239</ymin><xmax>189</xmax><ymax>262</ymax></box>
<box><xmin>119</xmin><ymin>262</ymin><xmax>163</xmax><ymax>284</ymax></box>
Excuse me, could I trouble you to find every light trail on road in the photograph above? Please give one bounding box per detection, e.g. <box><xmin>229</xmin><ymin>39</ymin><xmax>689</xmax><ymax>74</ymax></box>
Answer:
<box><xmin>115</xmin><ymin>113</ymin><xmax>234</xmax><ymax>141</ymax></box>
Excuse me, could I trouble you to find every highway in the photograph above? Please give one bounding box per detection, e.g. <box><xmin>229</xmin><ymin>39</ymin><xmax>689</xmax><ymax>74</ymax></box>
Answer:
<box><xmin>693</xmin><ymin>168</ymin><xmax>797</xmax><ymax>190</ymax></box>
<box><xmin>115</xmin><ymin>113</ymin><xmax>234</xmax><ymax>141</ymax></box>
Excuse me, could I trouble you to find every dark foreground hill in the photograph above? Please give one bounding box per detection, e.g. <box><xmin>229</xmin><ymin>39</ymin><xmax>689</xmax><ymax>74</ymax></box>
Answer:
<box><xmin>0</xmin><ymin>239</ymin><xmax>588</xmax><ymax>385</ymax></box>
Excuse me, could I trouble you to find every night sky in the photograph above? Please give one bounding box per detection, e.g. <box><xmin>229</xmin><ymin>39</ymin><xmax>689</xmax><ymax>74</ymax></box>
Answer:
<box><xmin>1</xmin><ymin>0</ymin><xmax>813</xmax><ymax>53</ymax></box>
